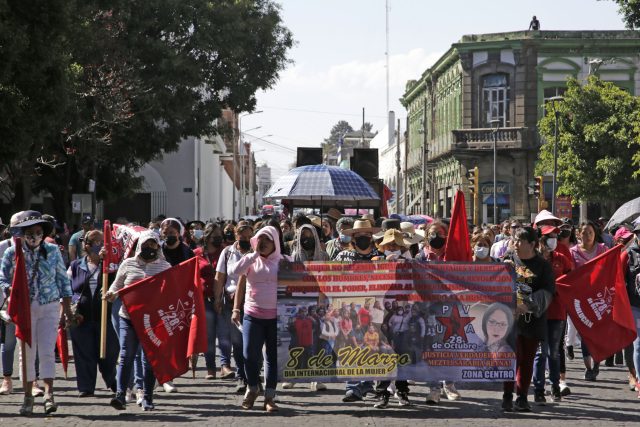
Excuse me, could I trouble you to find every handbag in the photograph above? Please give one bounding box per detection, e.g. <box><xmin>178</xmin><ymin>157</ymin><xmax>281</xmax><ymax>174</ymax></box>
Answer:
<box><xmin>70</xmin><ymin>262</ymin><xmax>100</xmax><ymax>324</ymax></box>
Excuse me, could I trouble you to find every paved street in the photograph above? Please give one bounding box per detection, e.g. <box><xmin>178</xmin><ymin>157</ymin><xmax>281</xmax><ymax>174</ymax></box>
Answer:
<box><xmin>0</xmin><ymin>349</ymin><xmax>637</xmax><ymax>426</ymax></box>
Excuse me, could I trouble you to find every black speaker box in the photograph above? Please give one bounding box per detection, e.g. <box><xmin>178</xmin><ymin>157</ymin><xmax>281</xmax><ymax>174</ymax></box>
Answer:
<box><xmin>296</xmin><ymin>148</ymin><xmax>323</xmax><ymax>167</ymax></box>
<box><xmin>351</xmin><ymin>148</ymin><xmax>378</xmax><ymax>179</ymax></box>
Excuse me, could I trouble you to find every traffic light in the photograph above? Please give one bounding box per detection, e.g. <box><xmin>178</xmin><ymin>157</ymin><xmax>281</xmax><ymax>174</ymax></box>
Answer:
<box><xmin>466</xmin><ymin>167</ymin><xmax>479</xmax><ymax>195</ymax></box>
<box><xmin>533</xmin><ymin>176</ymin><xmax>542</xmax><ymax>198</ymax></box>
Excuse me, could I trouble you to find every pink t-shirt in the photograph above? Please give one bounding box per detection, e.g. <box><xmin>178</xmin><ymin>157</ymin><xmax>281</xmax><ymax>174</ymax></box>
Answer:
<box><xmin>570</xmin><ymin>243</ymin><xmax>607</xmax><ymax>268</ymax></box>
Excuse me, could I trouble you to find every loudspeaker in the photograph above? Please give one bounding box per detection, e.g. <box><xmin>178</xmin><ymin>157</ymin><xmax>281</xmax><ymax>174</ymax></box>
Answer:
<box><xmin>351</xmin><ymin>148</ymin><xmax>378</xmax><ymax>179</ymax></box>
<box><xmin>296</xmin><ymin>148</ymin><xmax>323</xmax><ymax>167</ymax></box>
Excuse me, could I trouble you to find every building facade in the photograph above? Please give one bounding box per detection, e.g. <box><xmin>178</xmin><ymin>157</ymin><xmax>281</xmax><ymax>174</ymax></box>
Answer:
<box><xmin>401</xmin><ymin>30</ymin><xmax>640</xmax><ymax>223</ymax></box>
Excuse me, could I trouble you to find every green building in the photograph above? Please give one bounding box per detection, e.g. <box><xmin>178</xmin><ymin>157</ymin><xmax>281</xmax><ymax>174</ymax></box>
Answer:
<box><xmin>401</xmin><ymin>30</ymin><xmax>640</xmax><ymax>223</ymax></box>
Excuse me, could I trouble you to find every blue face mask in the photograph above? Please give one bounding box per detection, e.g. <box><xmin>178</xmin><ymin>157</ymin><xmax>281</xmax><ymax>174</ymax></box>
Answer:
<box><xmin>339</xmin><ymin>233</ymin><xmax>351</xmax><ymax>244</ymax></box>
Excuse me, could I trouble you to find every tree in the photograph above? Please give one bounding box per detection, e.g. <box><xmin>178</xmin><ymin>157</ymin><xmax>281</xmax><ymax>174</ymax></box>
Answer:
<box><xmin>536</xmin><ymin>76</ymin><xmax>640</xmax><ymax>211</ymax></box>
<box><xmin>361</xmin><ymin>122</ymin><xmax>374</xmax><ymax>132</ymax></box>
<box><xmin>0</xmin><ymin>0</ymin><xmax>294</xmax><ymax>221</ymax></box>
<box><xmin>604</xmin><ymin>0</ymin><xmax>640</xmax><ymax>29</ymax></box>
<box><xmin>322</xmin><ymin>120</ymin><xmax>353</xmax><ymax>157</ymax></box>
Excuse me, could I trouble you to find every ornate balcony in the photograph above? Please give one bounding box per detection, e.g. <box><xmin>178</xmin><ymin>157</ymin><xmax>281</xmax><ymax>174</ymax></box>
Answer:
<box><xmin>452</xmin><ymin>127</ymin><xmax>528</xmax><ymax>150</ymax></box>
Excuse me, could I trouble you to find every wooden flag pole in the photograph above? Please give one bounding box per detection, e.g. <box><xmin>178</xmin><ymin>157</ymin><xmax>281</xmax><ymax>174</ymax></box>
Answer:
<box><xmin>20</xmin><ymin>340</ymin><xmax>27</xmax><ymax>392</ymax></box>
<box><xmin>99</xmin><ymin>220</ymin><xmax>111</xmax><ymax>359</ymax></box>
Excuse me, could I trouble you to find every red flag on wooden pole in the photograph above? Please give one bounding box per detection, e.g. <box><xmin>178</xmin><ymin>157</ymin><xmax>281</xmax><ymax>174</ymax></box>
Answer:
<box><xmin>444</xmin><ymin>190</ymin><xmax>472</xmax><ymax>262</ymax></box>
<box><xmin>7</xmin><ymin>238</ymin><xmax>31</xmax><ymax>346</ymax></box>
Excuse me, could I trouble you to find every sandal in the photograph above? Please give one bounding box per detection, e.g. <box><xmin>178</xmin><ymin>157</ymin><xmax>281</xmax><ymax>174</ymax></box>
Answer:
<box><xmin>19</xmin><ymin>396</ymin><xmax>34</xmax><ymax>416</ymax></box>
<box><xmin>264</xmin><ymin>398</ymin><xmax>279</xmax><ymax>413</ymax></box>
<box><xmin>44</xmin><ymin>396</ymin><xmax>58</xmax><ymax>414</ymax></box>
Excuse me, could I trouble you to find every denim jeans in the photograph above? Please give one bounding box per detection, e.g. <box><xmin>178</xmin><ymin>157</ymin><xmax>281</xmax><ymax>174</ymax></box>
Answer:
<box><xmin>219</xmin><ymin>303</ymin><xmax>245</xmax><ymax>379</ymax></box>
<box><xmin>533</xmin><ymin>319</ymin><xmax>566</xmax><ymax>391</ymax></box>
<box><xmin>242</xmin><ymin>314</ymin><xmax>277</xmax><ymax>398</ymax></box>
<box><xmin>112</xmin><ymin>298</ymin><xmax>143</xmax><ymax>390</ymax></box>
<box><xmin>345</xmin><ymin>381</ymin><xmax>374</xmax><ymax>396</ymax></box>
<box><xmin>2</xmin><ymin>321</ymin><xmax>16</xmax><ymax>377</ymax></box>
<box><xmin>69</xmin><ymin>319</ymin><xmax>119</xmax><ymax>393</ymax></box>
<box><xmin>115</xmin><ymin>317</ymin><xmax>155</xmax><ymax>399</ymax></box>
<box><xmin>631</xmin><ymin>307</ymin><xmax>640</xmax><ymax>382</ymax></box>
<box><xmin>204</xmin><ymin>299</ymin><xmax>218</xmax><ymax>370</ymax></box>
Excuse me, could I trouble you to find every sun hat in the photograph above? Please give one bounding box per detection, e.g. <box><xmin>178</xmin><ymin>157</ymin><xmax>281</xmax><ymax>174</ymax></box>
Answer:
<box><xmin>343</xmin><ymin>219</ymin><xmax>381</xmax><ymax>236</ymax></box>
<box><xmin>9</xmin><ymin>210</ymin><xmax>53</xmax><ymax>237</ymax></box>
<box><xmin>379</xmin><ymin>229</ymin><xmax>408</xmax><ymax>248</ymax></box>
<box><xmin>400</xmin><ymin>222</ymin><xmax>424</xmax><ymax>245</ymax></box>
<box><xmin>533</xmin><ymin>210</ymin><xmax>562</xmax><ymax>227</ymax></box>
<box><xmin>326</xmin><ymin>208</ymin><xmax>342</xmax><ymax>222</ymax></box>
<box><xmin>373</xmin><ymin>219</ymin><xmax>402</xmax><ymax>239</ymax></box>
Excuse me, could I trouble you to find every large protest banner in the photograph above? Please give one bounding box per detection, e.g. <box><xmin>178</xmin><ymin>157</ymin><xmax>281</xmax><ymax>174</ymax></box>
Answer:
<box><xmin>277</xmin><ymin>261</ymin><xmax>516</xmax><ymax>383</ymax></box>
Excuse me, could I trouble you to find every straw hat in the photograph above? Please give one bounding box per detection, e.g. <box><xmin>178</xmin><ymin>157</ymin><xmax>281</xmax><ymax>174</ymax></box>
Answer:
<box><xmin>400</xmin><ymin>222</ymin><xmax>424</xmax><ymax>245</ymax></box>
<box><xmin>379</xmin><ymin>229</ymin><xmax>408</xmax><ymax>248</ymax></box>
<box><xmin>343</xmin><ymin>219</ymin><xmax>381</xmax><ymax>236</ymax></box>
<box><xmin>307</xmin><ymin>214</ymin><xmax>322</xmax><ymax>229</ymax></box>
<box><xmin>326</xmin><ymin>208</ymin><xmax>342</xmax><ymax>222</ymax></box>
<box><xmin>360</xmin><ymin>213</ymin><xmax>376</xmax><ymax>227</ymax></box>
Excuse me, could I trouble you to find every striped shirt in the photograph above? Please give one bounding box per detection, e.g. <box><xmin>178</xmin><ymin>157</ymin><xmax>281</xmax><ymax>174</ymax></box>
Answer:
<box><xmin>109</xmin><ymin>256</ymin><xmax>171</xmax><ymax>319</ymax></box>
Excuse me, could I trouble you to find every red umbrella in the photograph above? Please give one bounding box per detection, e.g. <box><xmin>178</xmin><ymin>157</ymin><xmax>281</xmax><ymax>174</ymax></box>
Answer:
<box><xmin>56</xmin><ymin>326</ymin><xmax>69</xmax><ymax>379</ymax></box>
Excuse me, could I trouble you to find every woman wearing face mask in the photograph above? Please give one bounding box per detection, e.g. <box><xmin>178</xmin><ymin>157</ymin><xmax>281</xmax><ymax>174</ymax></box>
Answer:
<box><xmin>214</xmin><ymin>221</ymin><xmax>253</xmax><ymax>393</ymax></box>
<box><xmin>160</xmin><ymin>218</ymin><xmax>195</xmax><ymax>270</ymax></box>
<box><xmin>105</xmin><ymin>231</ymin><xmax>172</xmax><ymax>411</ymax></box>
<box><xmin>570</xmin><ymin>221</ymin><xmax>607</xmax><ymax>381</ymax></box>
<box><xmin>292</xmin><ymin>225</ymin><xmax>329</xmax><ymax>262</ymax></box>
<box><xmin>471</xmin><ymin>232</ymin><xmax>496</xmax><ymax>263</ymax></box>
<box><xmin>415</xmin><ymin>222</ymin><xmax>448</xmax><ymax>262</ymax></box>
<box><xmin>194</xmin><ymin>223</ymin><xmax>227</xmax><ymax>380</ymax></box>
<box><xmin>68</xmin><ymin>230</ymin><xmax>119</xmax><ymax>398</ymax></box>
<box><xmin>326</xmin><ymin>217</ymin><xmax>354</xmax><ymax>260</ymax></box>
<box><xmin>230</xmin><ymin>226</ymin><xmax>291</xmax><ymax>412</ymax></box>
<box><xmin>0</xmin><ymin>211</ymin><xmax>74</xmax><ymax>416</ymax></box>
<box><xmin>157</xmin><ymin>218</ymin><xmax>195</xmax><ymax>393</ymax></box>
<box><xmin>321</xmin><ymin>218</ymin><xmax>336</xmax><ymax>244</ymax></box>
<box><xmin>186</xmin><ymin>220</ymin><xmax>206</xmax><ymax>250</ymax></box>
<box><xmin>532</xmin><ymin>226</ymin><xmax>573</xmax><ymax>404</ymax></box>
<box><xmin>223</xmin><ymin>223</ymin><xmax>236</xmax><ymax>245</ymax></box>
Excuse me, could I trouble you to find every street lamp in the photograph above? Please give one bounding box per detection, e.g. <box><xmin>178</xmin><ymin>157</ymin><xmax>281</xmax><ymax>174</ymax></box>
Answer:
<box><xmin>236</xmin><ymin>110</ymin><xmax>263</xmax><ymax>219</ymax></box>
<box><xmin>549</xmin><ymin>96</ymin><xmax>564</xmax><ymax>216</ymax></box>
<box><xmin>490</xmin><ymin>119</ymin><xmax>501</xmax><ymax>224</ymax></box>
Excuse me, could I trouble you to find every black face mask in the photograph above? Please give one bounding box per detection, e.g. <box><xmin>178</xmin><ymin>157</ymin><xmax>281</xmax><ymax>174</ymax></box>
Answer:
<box><xmin>355</xmin><ymin>236</ymin><xmax>371</xmax><ymax>251</ymax></box>
<box><xmin>238</xmin><ymin>240</ymin><xmax>251</xmax><ymax>251</ymax></box>
<box><xmin>211</xmin><ymin>236</ymin><xmax>223</xmax><ymax>247</ymax></box>
<box><xmin>284</xmin><ymin>231</ymin><xmax>295</xmax><ymax>242</ymax></box>
<box><xmin>165</xmin><ymin>235</ymin><xmax>179</xmax><ymax>246</ymax></box>
<box><xmin>428</xmin><ymin>235</ymin><xmax>445</xmax><ymax>249</ymax></box>
<box><xmin>301</xmin><ymin>237</ymin><xmax>315</xmax><ymax>251</ymax></box>
<box><xmin>224</xmin><ymin>232</ymin><xmax>235</xmax><ymax>242</ymax></box>
<box><xmin>140</xmin><ymin>247</ymin><xmax>158</xmax><ymax>261</ymax></box>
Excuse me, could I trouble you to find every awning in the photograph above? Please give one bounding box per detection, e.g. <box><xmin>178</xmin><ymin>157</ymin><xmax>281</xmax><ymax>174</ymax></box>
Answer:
<box><xmin>483</xmin><ymin>194</ymin><xmax>509</xmax><ymax>206</ymax></box>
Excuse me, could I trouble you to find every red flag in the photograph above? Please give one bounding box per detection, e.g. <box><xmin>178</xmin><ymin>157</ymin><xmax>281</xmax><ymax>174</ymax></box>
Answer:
<box><xmin>7</xmin><ymin>238</ymin><xmax>31</xmax><ymax>346</ymax></box>
<box><xmin>119</xmin><ymin>258</ymin><xmax>207</xmax><ymax>384</ymax></box>
<box><xmin>56</xmin><ymin>326</ymin><xmax>69</xmax><ymax>378</ymax></box>
<box><xmin>555</xmin><ymin>245</ymin><xmax>636</xmax><ymax>362</ymax></box>
<box><xmin>103</xmin><ymin>220</ymin><xmax>114</xmax><ymax>274</ymax></box>
<box><xmin>444</xmin><ymin>190</ymin><xmax>472</xmax><ymax>262</ymax></box>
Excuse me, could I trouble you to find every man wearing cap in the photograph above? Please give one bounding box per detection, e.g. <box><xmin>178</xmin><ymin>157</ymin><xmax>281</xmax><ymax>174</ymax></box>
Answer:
<box><xmin>335</xmin><ymin>219</ymin><xmax>381</xmax><ymax>403</ymax></box>
<box><xmin>624</xmin><ymin>223</ymin><xmax>640</xmax><ymax>398</ymax></box>
<box><xmin>0</xmin><ymin>211</ymin><xmax>74</xmax><ymax>415</ymax></box>
<box><xmin>69</xmin><ymin>215</ymin><xmax>95</xmax><ymax>262</ymax></box>
<box><xmin>596</xmin><ymin>217</ymin><xmax>614</xmax><ymax>249</ymax></box>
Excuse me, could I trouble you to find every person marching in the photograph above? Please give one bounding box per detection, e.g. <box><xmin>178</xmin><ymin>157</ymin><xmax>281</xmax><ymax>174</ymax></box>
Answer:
<box><xmin>0</xmin><ymin>211</ymin><xmax>74</xmax><ymax>415</ymax></box>
<box><xmin>68</xmin><ymin>230</ymin><xmax>119</xmax><ymax>397</ymax></box>
<box><xmin>531</xmin><ymin>225</ymin><xmax>573</xmax><ymax>403</ymax></box>
<box><xmin>231</xmin><ymin>226</ymin><xmax>290</xmax><ymax>412</ymax></box>
<box><xmin>105</xmin><ymin>231</ymin><xmax>172</xmax><ymax>411</ymax></box>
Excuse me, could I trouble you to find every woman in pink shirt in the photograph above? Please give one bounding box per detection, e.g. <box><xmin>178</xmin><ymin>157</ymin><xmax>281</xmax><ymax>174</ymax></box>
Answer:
<box><xmin>231</xmin><ymin>226</ymin><xmax>290</xmax><ymax>412</ymax></box>
<box><xmin>569</xmin><ymin>220</ymin><xmax>607</xmax><ymax>381</ymax></box>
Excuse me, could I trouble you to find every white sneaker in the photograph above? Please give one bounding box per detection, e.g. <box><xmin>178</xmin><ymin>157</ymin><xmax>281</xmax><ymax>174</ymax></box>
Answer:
<box><xmin>125</xmin><ymin>388</ymin><xmax>134</xmax><ymax>403</ymax></box>
<box><xmin>310</xmin><ymin>381</ymin><xmax>327</xmax><ymax>391</ymax></box>
<box><xmin>442</xmin><ymin>382</ymin><xmax>461</xmax><ymax>401</ymax></box>
<box><xmin>162</xmin><ymin>381</ymin><xmax>178</xmax><ymax>393</ymax></box>
<box><xmin>281</xmin><ymin>382</ymin><xmax>295</xmax><ymax>389</ymax></box>
<box><xmin>426</xmin><ymin>389</ymin><xmax>440</xmax><ymax>404</ymax></box>
<box><xmin>136</xmin><ymin>389</ymin><xmax>144</xmax><ymax>406</ymax></box>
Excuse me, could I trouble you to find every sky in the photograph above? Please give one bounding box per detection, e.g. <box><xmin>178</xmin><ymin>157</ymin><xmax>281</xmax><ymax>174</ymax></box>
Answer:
<box><xmin>249</xmin><ymin>0</ymin><xmax>626</xmax><ymax>180</ymax></box>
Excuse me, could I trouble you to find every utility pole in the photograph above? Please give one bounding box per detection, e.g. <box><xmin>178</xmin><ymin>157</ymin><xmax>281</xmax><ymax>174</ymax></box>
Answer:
<box><xmin>421</xmin><ymin>101</ymin><xmax>428</xmax><ymax>214</ymax></box>
<box><xmin>396</xmin><ymin>117</ymin><xmax>401</xmax><ymax>214</ymax></box>
<box><xmin>362</xmin><ymin>107</ymin><xmax>365</xmax><ymax>147</ymax></box>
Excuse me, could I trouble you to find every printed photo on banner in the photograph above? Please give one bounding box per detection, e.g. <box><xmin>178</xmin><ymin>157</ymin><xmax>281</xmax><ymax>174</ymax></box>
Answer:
<box><xmin>276</xmin><ymin>260</ymin><xmax>517</xmax><ymax>383</ymax></box>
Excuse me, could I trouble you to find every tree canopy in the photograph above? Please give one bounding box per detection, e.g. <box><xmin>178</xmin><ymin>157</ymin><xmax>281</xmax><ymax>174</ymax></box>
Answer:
<box><xmin>0</xmin><ymin>0</ymin><xmax>293</xmax><ymax>220</ymax></box>
<box><xmin>536</xmin><ymin>76</ymin><xmax>640</xmax><ymax>208</ymax></box>
<box><xmin>604</xmin><ymin>0</ymin><xmax>640</xmax><ymax>29</ymax></box>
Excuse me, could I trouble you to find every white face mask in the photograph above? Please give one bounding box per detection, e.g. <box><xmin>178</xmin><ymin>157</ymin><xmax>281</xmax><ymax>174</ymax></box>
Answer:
<box><xmin>192</xmin><ymin>229</ymin><xmax>204</xmax><ymax>240</ymax></box>
<box><xmin>474</xmin><ymin>246</ymin><xmax>489</xmax><ymax>259</ymax></box>
<box><xmin>546</xmin><ymin>238</ymin><xmax>558</xmax><ymax>251</ymax></box>
<box><xmin>384</xmin><ymin>250</ymin><xmax>401</xmax><ymax>258</ymax></box>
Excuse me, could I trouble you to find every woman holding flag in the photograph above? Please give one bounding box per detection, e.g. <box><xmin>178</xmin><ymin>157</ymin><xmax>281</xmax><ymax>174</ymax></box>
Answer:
<box><xmin>0</xmin><ymin>210</ymin><xmax>73</xmax><ymax>416</ymax></box>
<box><xmin>68</xmin><ymin>230</ymin><xmax>119</xmax><ymax>397</ymax></box>
<box><xmin>105</xmin><ymin>230</ymin><xmax>171</xmax><ymax>411</ymax></box>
